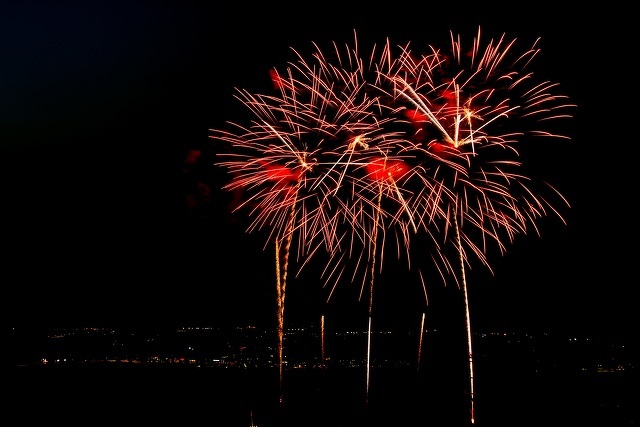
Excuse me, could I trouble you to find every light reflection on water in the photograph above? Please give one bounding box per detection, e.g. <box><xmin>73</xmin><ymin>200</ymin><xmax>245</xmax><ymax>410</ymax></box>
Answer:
<box><xmin>7</xmin><ymin>364</ymin><xmax>634</xmax><ymax>427</ymax></box>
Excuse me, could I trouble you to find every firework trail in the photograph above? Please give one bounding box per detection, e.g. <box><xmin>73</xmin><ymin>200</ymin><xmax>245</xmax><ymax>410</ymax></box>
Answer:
<box><xmin>384</xmin><ymin>27</ymin><xmax>576</xmax><ymax>423</ymax></box>
<box><xmin>306</xmin><ymin>29</ymin><xmax>574</xmax><ymax>409</ymax></box>
<box><xmin>320</xmin><ymin>314</ymin><xmax>326</xmax><ymax>367</ymax></box>
<box><xmin>212</xmin><ymin>26</ymin><xmax>574</xmax><ymax>423</ymax></box>
<box><xmin>417</xmin><ymin>311</ymin><xmax>426</xmax><ymax>372</ymax></box>
<box><xmin>212</xmin><ymin>31</ymin><xmax>420</xmax><ymax>404</ymax></box>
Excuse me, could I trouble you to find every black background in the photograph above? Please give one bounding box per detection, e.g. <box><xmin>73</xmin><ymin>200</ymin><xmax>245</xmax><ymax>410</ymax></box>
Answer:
<box><xmin>0</xmin><ymin>1</ymin><xmax>635</xmax><ymax>339</ymax></box>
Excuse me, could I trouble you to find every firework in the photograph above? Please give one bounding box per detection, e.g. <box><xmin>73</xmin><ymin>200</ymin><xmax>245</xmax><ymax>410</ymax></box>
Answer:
<box><xmin>211</xmin><ymin>26</ymin><xmax>574</xmax><ymax>423</ymax></box>
<box><xmin>212</xmin><ymin>31</ymin><xmax>417</xmax><ymax>404</ymax></box>
<box><xmin>383</xmin><ymin>26</ymin><xmax>576</xmax><ymax>423</ymax></box>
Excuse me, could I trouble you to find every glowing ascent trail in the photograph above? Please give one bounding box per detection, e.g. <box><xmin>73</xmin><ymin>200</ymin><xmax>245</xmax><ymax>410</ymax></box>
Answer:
<box><xmin>320</xmin><ymin>314</ymin><xmax>326</xmax><ymax>367</ymax></box>
<box><xmin>211</xmin><ymin>28</ymin><xmax>575</xmax><ymax>424</ymax></box>
<box><xmin>275</xmin><ymin>192</ymin><xmax>298</xmax><ymax>405</ymax></box>
<box><xmin>453</xmin><ymin>205</ymin><xmax>475</xmax><ymax>425</ymax></box>
<box><xmin>365</xmin><ymin>187</ymin><xmax>383</xmax><ymax>406</ymax></box>
<box><xmin>417</xmin><ymin>311</ymin><xmax>426</xmax><ymax>373</ymax></box>
<box><xmin>274</xmin><ymin>239</ymin><xmax>284</xmax><ymax>404</ymax></box>
<box><xmin>360</xmin><ymin>155</ymin><xmax>413</xmax><ymax>406</ymax></box>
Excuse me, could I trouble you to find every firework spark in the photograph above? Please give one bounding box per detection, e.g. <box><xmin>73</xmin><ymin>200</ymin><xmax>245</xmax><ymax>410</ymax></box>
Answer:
<box><xmin>381</xmin><ymin>26</ymin><xmax>576</xmax><ymax>423</ymax></box>
<box><xmin>211</xmin><ymin>26</ymin><xmax>574</xmax><ymax>423</ymax></box>
<box><xmin>212</xmin><ymin>32</ymin><xmax>418</xmax><ymax>404</ymax></box>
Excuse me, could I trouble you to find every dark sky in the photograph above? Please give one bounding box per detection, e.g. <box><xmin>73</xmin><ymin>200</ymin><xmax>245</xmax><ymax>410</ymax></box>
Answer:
<box><xmin>0</xmin><ymin>1</ymin><xmax>634</xmax><ymax>338</ymax></box>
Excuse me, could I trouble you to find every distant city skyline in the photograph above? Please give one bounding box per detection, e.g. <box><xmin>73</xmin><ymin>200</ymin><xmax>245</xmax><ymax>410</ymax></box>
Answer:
<box><xmin>5</xmin><ymin>322</ymin><xmax>635</xmax><ymax>370</ymax></box>
<box><xmin>5</xmin><ymin>321</ymin><xmax>635</xmax><ymax>426</ymax></box>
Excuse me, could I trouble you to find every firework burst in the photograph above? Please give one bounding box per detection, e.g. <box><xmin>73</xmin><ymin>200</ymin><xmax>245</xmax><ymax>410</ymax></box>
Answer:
<box><xmin>211</xmin><ymin>26</ymin><xmax>574</xmax><ymax>422</ymax></box>
<box><xmin>380</xmin><ymin>27</ymin><xmax>576</xmax><ymax>422</ymax></box>
<box><xmin>212</xmin><ymin>31</ymin><xmax>423</xmax><ymax>404</ymax></box>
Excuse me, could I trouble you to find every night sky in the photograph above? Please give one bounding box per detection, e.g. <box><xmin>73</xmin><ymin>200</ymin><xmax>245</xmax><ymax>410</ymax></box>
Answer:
<box><xmin>0</xmin><ymin>1</ymin><xmax>634</xmax><ymax>339</ymax></box>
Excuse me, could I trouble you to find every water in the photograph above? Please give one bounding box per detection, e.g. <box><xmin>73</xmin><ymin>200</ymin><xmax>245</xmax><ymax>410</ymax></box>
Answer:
<box><xmin>7</xmin><ymin>363</ymin><xmax>635</xmax><ymax>427</ymax></box>
<box><xmin>4</xmin><ymin>324</ymin><xmax>636</xmax><ymax>426</ymax></box>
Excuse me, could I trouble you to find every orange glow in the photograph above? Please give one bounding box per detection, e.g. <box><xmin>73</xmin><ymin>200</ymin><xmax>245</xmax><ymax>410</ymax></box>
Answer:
<box><xmin>427</xmin><ymin>141</ymin><xmax>458</xmax><ymax>158</ymax></box>
<box><xmin>439</xmin><ymin>88</ymin><xmax>457</xmax><ymax>102</ymax></box>
<box><xmin>404</xmin><ymin>108</ymin><xmax>429</xmax><ymax>123</ymax></box>
<box><xmin>269</xmin><ymin>69</ymin><xmax>295</xmax><ymax>91</ymax></box>
<box><xmin>365</xmin><ymin>157</ymin><xmax>409</xmax><ymax>181</ymax></box>
<box><xmin>259</xmin><ymin>160</ymin><xmax>300</xmax><ymax>184</ymax></box>
<box><xmin>184</xmin><ymin>148</ymin><xmax>202</xmax><ymax>165</ymax></box>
